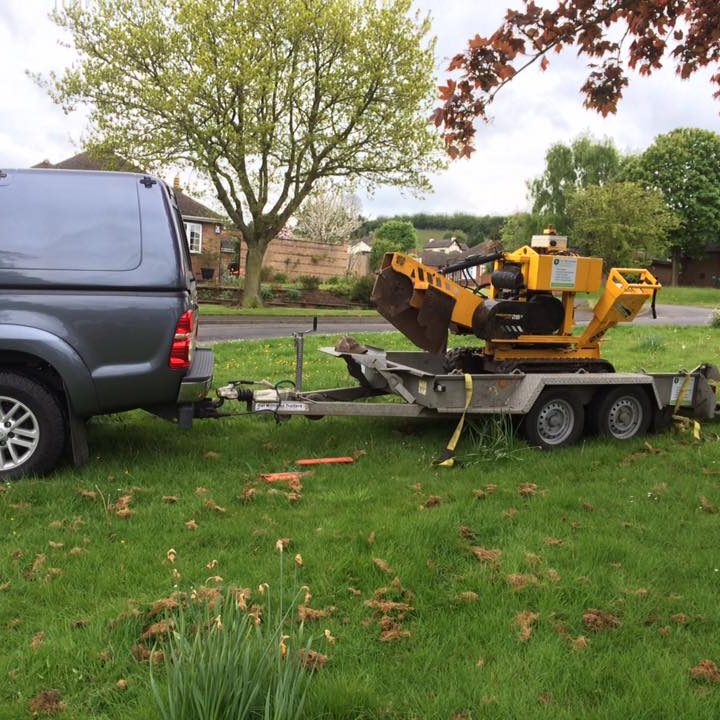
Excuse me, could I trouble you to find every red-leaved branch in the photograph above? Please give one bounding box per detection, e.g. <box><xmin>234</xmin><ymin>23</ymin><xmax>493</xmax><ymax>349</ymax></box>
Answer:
<box><xmin>434</xmin><ymin>0</ymin><xmax>720</xmax><ymax>157</ymax></box>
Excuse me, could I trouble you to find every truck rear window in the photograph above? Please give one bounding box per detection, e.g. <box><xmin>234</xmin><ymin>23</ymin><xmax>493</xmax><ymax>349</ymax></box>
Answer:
<box><xmin>0</xmin><ymin>171</ymin><xmax>142</xmax><ymax>271</ymax></box>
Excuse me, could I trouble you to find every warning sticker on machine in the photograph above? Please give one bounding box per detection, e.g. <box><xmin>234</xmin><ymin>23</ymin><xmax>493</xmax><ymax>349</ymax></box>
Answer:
<box><xmin>550</xmin><ymin>257</ymin><xmax>577</xmax><ymax>288</ymax></box>
<box><xmin>254</xmin><ymin>401</ymin><xmax>310</xmax><ymax>413</ymax></box>
<box><xmin>669</xmin><ymin>376</ymin><xmax>695</xmax><ymax>405</ymax></box>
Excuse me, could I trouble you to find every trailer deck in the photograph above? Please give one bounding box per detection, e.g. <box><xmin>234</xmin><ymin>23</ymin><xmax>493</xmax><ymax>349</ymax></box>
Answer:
<box><xmin>216</xmin><ymin>343</ymin><xmax>719</xmax><ymax>450</ymax></box>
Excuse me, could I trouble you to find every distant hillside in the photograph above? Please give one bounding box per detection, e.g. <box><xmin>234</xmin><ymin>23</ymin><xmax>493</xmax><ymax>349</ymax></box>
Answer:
<box><xmin>358</xmin><ymin>213</ymin><xmax>507</xmax><ymax>247</ymax></box>
<box><xmin>414</xmin><ymin>228</ymin><xmax>444</xmax><ymax>248</ymax></box>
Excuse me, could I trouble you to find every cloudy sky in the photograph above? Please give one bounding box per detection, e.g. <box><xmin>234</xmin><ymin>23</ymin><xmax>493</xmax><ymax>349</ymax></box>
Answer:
<box><xmin>1</xmin><ymin>0</ymin><xmax>718</xmax><ymax>218</ymax></box>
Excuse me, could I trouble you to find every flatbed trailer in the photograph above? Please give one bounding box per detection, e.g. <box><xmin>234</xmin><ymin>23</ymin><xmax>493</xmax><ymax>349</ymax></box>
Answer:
<box><xmin>216</xmin><ymin>340</ymin><xmax>719</xmax><ymax>451</ymax></box>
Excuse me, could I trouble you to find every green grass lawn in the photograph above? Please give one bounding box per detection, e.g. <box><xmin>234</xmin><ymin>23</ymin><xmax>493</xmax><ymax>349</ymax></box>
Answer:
<box><xmin>1</xmin><ymin>326</ymin><xmax>720</xmax><ymax>719</ymax></box>
<box><xmin>652</xmin><ymin>285</ymin><xmax>720</xmax><ymax>307</ymax></box>
<box><xmin>586</xmin><ymin>285</ymin><xmax>720</xmax><ymax>308</ymax></box>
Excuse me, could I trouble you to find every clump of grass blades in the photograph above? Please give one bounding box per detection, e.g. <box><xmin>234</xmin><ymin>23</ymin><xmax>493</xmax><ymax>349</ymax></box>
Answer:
<box><xmin>460</xmin><ymin>414</ymin><xmax>524</xmax><ymax>464</ymax></box>
<box><xmin>633</xmin><ymin>334</ymin><xmax>667</xmax><ymax>353</ymax></box>
<box><xmin>150</xmin><ymin>585</ymin><xmax>316</xmax><ymax>720</ymax></box>
<box><xmin>711</xmin><ymin>308</ymin><xmax>720</xmax><ymax>328</ymax></box>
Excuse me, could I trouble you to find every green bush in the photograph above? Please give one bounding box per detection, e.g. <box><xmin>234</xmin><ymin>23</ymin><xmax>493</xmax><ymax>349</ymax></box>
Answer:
<box><xmin>298</xmin><ymin>275</ymin><xmax>321</xmax><ymax>291</ymax></box>
<box><xmin>325</xmin><ymin>281</ymin><xmax>351</xmax><ymax>298</ymax></box>
<box><xmin>260</xmin><ymin>266</ymin><xmax>275</xmax><ymax>282</ymax></box>
<box><xmin>711</xmin><ymin>308</ymin><xmax>720</xmax><ymax>328</ymax></box>
<box><xmin>323</xmin><ymin>276</ymin><xmax>352</xmax><ymax>297</ymax></box>
<box><xmin>349</xmin><ymin>274</ymin><xmax>376</xmax><ymax>304</ymax></box>
<box><xmin>260</xmin><ymin>285</ymin><xmax>275</xmax><ymax>301</ymax></box>
<box><xmin>273</xmin><ymin>272</ymin><xmax>289</xmax><ymax>284</ymax></box>
<box><xmin>285</xmin><ymin>288</ymin><xmax>302</xmax><ymax>302</ymax></box>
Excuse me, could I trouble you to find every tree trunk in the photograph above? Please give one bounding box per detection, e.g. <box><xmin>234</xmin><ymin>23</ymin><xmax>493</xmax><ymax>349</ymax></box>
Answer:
<box><xmin>243</xmin><ymin>242</ymin><xmax>266</xmax><ymax>307</ymax></box>
<box><xmin>671</xmin><ymin>246</ymin><xmax>681</xmax><ymax>287</ymax></box>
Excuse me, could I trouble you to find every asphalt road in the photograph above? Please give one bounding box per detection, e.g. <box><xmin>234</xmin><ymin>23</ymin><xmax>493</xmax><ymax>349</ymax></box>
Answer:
<box><xmin>198</xmin><ymin>304</ymin><xmax>714</xmax><ymax>342</ymax></box>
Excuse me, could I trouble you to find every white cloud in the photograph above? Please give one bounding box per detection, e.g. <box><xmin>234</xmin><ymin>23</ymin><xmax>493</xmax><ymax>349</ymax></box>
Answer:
<box><xmin>1</xmin><ymin>0</ymin><xmax>718</xmax><ymax>220</ymax></box>
<box><xmin>0</xmin><ymin>1</ymin><xmax>86</xmax><ymax>167</ymax></box>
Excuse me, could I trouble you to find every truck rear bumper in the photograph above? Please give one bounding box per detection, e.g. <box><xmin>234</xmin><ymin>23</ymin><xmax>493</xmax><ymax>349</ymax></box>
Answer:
<box><xmin>177</xmin><ymin>347</ymin><xmax>214</xmax><ymax>403</ymax></box>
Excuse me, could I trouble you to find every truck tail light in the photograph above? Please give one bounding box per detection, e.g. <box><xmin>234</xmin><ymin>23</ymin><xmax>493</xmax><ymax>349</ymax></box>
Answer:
<box><xmin>169</xmin><ymin>309</ymin><xmax>195</xmax><ymax>369</ymax></box>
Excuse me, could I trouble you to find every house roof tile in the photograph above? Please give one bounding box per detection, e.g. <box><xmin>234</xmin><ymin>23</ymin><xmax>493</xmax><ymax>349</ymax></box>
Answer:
<box><xmin>425</xmin><ymin>237</ymin><xmax>456</xmax><ymax>249</ymax></box>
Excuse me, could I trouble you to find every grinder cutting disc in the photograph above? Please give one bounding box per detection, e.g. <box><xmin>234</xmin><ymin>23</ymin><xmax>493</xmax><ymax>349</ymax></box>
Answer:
<box><xmin>372</xmin><ymin>267</ymin><xmax>454</xmax><ymax>354</ymax></box>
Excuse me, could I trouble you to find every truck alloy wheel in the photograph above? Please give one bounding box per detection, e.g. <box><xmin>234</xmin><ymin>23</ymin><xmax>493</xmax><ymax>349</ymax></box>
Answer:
<box><xmin>0</xmin><ymin>373</ymin><xmax>66</xmax><ymax>480</ymax></box>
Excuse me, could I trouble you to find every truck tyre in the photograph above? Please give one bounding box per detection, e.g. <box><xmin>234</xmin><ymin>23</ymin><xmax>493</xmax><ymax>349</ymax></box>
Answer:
<box><xmin>593</xmin><ymin>387</ymin><xmax>651</xmax><ymax>441</ymax></box>
<box><xmin>0</xmin><ymin>372</ymin><xmax>66</xmax><ymax>480</ymax></box>
<box><xmin>524</xmin><ymin>391</ymin><xmax>584</xmax><ymax>450</ymax></box>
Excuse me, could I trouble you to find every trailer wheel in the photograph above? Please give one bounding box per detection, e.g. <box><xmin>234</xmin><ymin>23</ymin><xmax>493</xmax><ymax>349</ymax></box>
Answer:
<box><xmin>0</xmin><ymin>372</ymin><xmax>66</xmax><ymax>480</ymax></box>
<box><xmin>594</xmin><ymin>387</ymin><xmax>651</xmax><ymax>441</ymax></box>
<box><xmin>524</xmin><ymin>391</ymin><xmax>584</xmax><ymax>450</ymax></box>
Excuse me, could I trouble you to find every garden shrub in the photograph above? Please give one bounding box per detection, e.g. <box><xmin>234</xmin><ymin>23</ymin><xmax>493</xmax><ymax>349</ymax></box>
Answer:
<box><xmin>285</xmin><ymin>288</ymin><xmax>302</xmax><ymax>302</ymax></box>
<box><xmin>324</xmin><ymin>277</ymin><xmax>352</xmax><ymax>297</ymax></box>
<box><xmin>298</xmin><ymin>275</ymin><xmax>321</xmax><ymax>291</ymax></box>
<box><xmin>349</xmin><ymin>274</ymin><xmax>376</xmax><ymax>304</ymax></box>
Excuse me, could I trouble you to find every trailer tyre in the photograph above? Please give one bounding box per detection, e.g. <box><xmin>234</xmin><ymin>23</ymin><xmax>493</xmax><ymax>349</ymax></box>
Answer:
<box><xmin>0</xmin><ymin>372</ymin><xmax>66</xmax><ymax>481</ymax></box>
<box><xmin>594</xmin><ymin>387</ymin><xmax>651</xmax><ymax>441</ymax></box>
<box><xmin>524</xmin><ymin>391</ymin><xmax>584</xmax><ymax>450</ymax></box>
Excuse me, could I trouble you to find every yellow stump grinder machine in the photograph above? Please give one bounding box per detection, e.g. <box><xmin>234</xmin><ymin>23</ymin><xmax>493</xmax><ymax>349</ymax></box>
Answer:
<box><xmin>371</xmin><ymin>228</ymin><xmax>660</xmax><ymax>374</ymax></box>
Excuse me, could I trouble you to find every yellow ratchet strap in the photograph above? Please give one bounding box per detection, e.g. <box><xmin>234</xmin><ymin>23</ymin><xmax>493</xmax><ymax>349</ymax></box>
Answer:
<box><xmin>433</xmin><ymin>373</ymin><xmax>473</xmax><ymax>468</ymax></box>
<box><xmin>672</xmin><ymin>373</ymin><xmax>701</xmax><ymax>440</ymax></box>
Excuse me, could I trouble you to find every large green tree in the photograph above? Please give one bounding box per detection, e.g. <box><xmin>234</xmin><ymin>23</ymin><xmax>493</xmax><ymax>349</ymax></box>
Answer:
<box><xmin>499</xmin><ymin>212</ymin><xmax>546</xmax><ymax>251</ymax></box>
<box><xmin>47</xmin><ymin>0</ymin><xmax>441</xmax><ymax>305</ymax></box>
<box><xmin>529</xmin><ymin>135</ymin><xmax>621</xmax><ymax>232</ymax></box>
<box><xmin>369</xmin><ymin>219</ymin><xmax>416</xmax><ymax>270</ymax></box>
<box><xmin>630</xmin><ymin>128</ymin><xmax>720</xmax><ymax>285</ymax></box>
<box><xmin>568</xmin><ymin>182</ymin><xmax>679</xmax><ymax>270</ymax></box>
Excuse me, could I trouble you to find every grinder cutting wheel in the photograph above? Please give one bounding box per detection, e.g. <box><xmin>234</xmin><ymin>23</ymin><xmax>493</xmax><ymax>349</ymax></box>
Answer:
<box><xmin>371</xmin><ymin>227</ymin><xmax>660</xmax><ymax>374</ymax></box>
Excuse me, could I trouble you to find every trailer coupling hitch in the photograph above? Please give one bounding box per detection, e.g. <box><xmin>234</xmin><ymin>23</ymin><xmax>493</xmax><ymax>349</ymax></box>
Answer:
<box><xmin>216</xmin><ymin>379</ymin><xmax>274</xmax><ymax>404</ymax></box>
<box><xmin>193</xmin><ymin>396</ymin><xmax>231</xmax><ymax>420</ymax></box>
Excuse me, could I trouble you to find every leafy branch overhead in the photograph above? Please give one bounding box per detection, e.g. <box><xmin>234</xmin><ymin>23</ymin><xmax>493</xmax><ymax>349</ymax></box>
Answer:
<box><xmin>45</xmin><ymin>0</ymin><xmax>442</xmax><ymax>306</ymax></box>
<box><xmin>435</xmin><ymin>0</ymin><xmax>720</xmax><ymax>156</ymax></box>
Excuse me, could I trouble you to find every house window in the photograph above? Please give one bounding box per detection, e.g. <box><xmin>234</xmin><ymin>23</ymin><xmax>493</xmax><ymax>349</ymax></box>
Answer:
<box><xmin>220</xmin><ymin>237</ymin><xmax>236</xmax><ymax>253</ymax></box>
<box><xmin>185</xmin><ymin>222</ymin><xmax>202</xmax><ymax>253</ymax></box>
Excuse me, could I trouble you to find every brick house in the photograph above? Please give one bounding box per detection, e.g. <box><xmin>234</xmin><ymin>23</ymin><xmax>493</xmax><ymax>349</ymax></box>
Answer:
<box><xmin>33</xmin><ymin>152</ymin><xmax>232</xmax><ymax>280</ymax></box>
<box><xmin>649</xmin><ymin>245</ymin><xmax>720</xmax><ymax>287</ymax></box>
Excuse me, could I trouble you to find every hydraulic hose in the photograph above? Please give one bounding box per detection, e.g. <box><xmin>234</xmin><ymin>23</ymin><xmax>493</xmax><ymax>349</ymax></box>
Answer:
<box><xmin>440</xmin><ymin>251</ymin><xmax>505</xmax><ymax>275</ymax></box>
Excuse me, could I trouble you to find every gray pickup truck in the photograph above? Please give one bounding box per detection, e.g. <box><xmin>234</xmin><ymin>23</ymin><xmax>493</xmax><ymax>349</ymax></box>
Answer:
<box><xmin>0</xmin><ymin>168</ymin><xmax>214</xmax><ymax>480</ymax></box>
